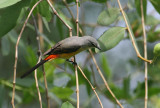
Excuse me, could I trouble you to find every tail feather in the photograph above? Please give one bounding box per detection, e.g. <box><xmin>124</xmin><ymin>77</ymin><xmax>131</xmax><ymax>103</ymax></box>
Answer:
<box><xmin>21</xmin><ymin>60</ymin><xmax>47</xmax><ymax>78</ymax></box>
<box><xmin>21</xmin><ymin>54</ymin><xmax>58</xmax><ymax>78</ymax></box>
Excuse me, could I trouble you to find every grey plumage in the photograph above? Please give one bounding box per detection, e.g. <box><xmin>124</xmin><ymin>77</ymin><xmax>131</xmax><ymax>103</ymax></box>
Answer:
<box><xmin>21</xmin><ymin>36</ymin><xmax>100</xmax><ymax>78</ymax></box>
<box><xmin>43</xmin><ymin>36</ymin><xmax>100</xmax><ymax>56</ymax></box>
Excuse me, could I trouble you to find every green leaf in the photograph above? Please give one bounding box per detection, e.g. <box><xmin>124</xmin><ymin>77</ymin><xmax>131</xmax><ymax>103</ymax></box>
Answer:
<box><xmin>51</xmin><ymin>87</ymin><xmax>74</xmax><ymax>99</ymax></box>
<box><xmin>146</xmin><ymin>15</ymin><xmax>160</xmax><ymax>25</ymax></box>
<box><xmin>135</xmin><ymin>82</ymin><xmax>160</xmax><ymax>97</ymax></box>
<box><xmin>1</xmin><ymin>36</ymin><xmax>10</xmax><ymax>56</ymax></box>
<box><xmin>95</xmin><ymin>27</ymin><xmax>125</xmax><ymax>53</ymax></box>
<box><xmin>123</xmin><ymin>76</ymin><xmax>131</xmax><ymax>99</ymax></box>
<box><xmin>9</xmin><ymin>92</ymin><xmax>22</xmax><ymax>103</ymax></box>
<box><xmin>104</xmin><ymin>83</ymin><xmax>124</xmax><ymax>100</ymax></box>
<box><xmin>16</xmin><ymin>78</ymin><xmax>35</xmax><ymax>87</ymax></box>
<box><xmin>22</xmin><ymin>90</ymin><xmax>34</xmax><ymax>104</ymax></box>
<box><xmin>42</xmin><ymin>17</ymin><xmax>51</xmax><ymax>32</ymax></box>
<box><xmin>124</xmin><ymin>12</ymin><xmax>139</xmax><ymax>51</ymax></box>
<box><xmin>39</xmin><ymin>0</ymin><xmax>52</xmax><ymax>21</ymax></box>
<box><xmin>97</xmin><ymin>8</ymin><xmax>120</xmax><ymax>26</ymax></box>
<box><xmin>61</xmin><ymin>101</ymin><xmax>75</xmax><ymax>108</ymax></box>
<box><xmin>0</xmin><ymin>85</ymin><xmax>5</xmax><ymax>107</ymax></box>
<box><xmin>150</xmin><ymin>0</ymin><xmax>160</xmax><ymax>14</ymax></box>
<box><xmin>0</xmin><ymin>0</ymin><xmax>31</xmax><ymax>37</ymax></box>
<box><xmin>40</xmin><ymin>62</ymin><xmax>55</xmax><ymax>83</ymax></box>
<box><xmin>92</xmin><ymin>0</ymin><xmax>106</xmax><ymax>3</ymax></box>
<box><xmin>0</xmin><ymin>0</ymin><xmax>21</xmax><ymax>9</ymax></box>
<box><xmin>135</xmin><ymin>0</ymin><xmax>147</xmax><ymax>19</ymax></box>
<box><xmin>25</xmin><ymin>46</ymin><xmax>37</xmax><ymax>66</ymax></box>
<box><xmin>147</xmin><ymin>30</ymin><xmax>160</xmax><ymax>42</ymax></box>
<box><xmin>58</xmin><ymin>11</ymin><xmax>73</xmax><ymax>28</ymax></box>
<box><xmin>100</xmin><ymin>53</ymin><xmax>111</xmax><ymax>80</ymax></box>
<box><xmin>30</xmin><ymin>0</ymin><xmax>51</xmax><ymax>21</ymax></box>
<box><xmin>78</xmin><ymin>68</ymin><xmax>91</xmax><ymax>95</ymax></box>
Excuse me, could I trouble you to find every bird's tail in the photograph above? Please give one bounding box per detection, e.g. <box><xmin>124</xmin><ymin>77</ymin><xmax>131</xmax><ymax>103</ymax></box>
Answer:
<box><xmin>20</xmin><ymin>60</ymin><xmax>47</xmax><ymax>78</ymax></box>
<box><xmin>21</xmin><ymin>54</ymin><xmax>58</xmax><ymax>78</ymax></box>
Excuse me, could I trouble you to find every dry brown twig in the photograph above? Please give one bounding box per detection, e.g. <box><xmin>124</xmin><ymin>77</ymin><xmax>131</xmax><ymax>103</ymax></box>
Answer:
<box><xmin>78</xmin><ymin>66</ymin><xmax>103</xmax><ymax>108</ymax></box>
<box><xmin>47</xmin><ymin>0</ymin><xmax>81</xmax><ymax>107</ymax></box>
<box><xmin>46</xmin><ymin>0</ymin><xmax>72</xmax><ymax>36</ymax></box>
<box><xmin>140</xmin><ymin>0</ymin><xmax>148</xmax><ymax>108</ymax></box>
<box><xmin>32</xmin><ymin>13</ymin><xmax>50</xmax><ymax>108</ymax></box>
<box><xmin>11</xmin><ymin>0</ymin><xmax>43</xmax><ymax>108</ymax></box>
<box><xmin>32</xmin><ymin>12</ymin><xmax>43</xmax><ymax>108</ymax></box>
<box><xmin>63</xmin><ymin>0</ymin><xmax>123</xmax><ymax>107</ymax></box>
<box><xmin>117</xmin><ymin>0</ymin><xmax>152</xmax><ymax>64</ymax></box>
<box><xmin>74</xmin><ymin>0</ymin><xmax>80</xmax><ymax>108</ymax></box>
<box><xmin>62</xmin><ymin>2</ymin><xmax>104</xmax><ymax>107</ymax></box>
<box><xmin>89</xmin><ymin>50</ymin><xmax>124</xmax><ymax>108</ymax></box>
<box><xmin>34</xmin><ymin>58</ymin><xmax>43</xmax><ymax>108</ymax></box>
<box><xmin>12</xmin><ymin>0</ymin><xmax>74</xmax><ymax>107</ymax></box>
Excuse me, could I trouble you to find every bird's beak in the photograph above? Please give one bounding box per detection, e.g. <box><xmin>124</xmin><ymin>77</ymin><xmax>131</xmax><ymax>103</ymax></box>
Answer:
<box><xmin>96</xmin><ymin>45</ymin><xmax>101</xmax><ymax>50</ymax></box>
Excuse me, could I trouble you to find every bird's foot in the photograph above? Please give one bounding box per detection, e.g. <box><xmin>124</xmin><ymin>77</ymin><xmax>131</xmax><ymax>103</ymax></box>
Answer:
<box><xmin>66</xmin><ymin>59</ymin><xmax>77</xmax><ymax>65</ymax></box>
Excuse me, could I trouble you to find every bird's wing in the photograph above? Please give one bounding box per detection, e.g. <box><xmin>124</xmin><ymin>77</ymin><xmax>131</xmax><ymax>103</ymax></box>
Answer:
<box><xmin>43</xmin><ymin>38</ymin><xmax>81</xmax><ymax>56</ymax></box>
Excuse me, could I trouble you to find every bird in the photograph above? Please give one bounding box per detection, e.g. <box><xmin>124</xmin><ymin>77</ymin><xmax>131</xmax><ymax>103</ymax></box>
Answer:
<box><xmin>21</xmin><ymin>36</ymin><xmax>101</xmax><ymax>78</ymax></box>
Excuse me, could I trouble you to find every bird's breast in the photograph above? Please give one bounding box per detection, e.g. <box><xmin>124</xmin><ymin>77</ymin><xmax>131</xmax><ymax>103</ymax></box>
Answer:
<box><xmin>58</xmin><ymin>47</ymin><xmax>84</xmax><ymax>59</ymax></box>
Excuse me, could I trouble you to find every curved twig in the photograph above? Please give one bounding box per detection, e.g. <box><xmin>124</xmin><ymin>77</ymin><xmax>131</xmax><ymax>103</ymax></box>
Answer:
<box><xmin>78</xmin><ymin>66</ymin><xmax>103</xmax><ymax>108</ymax></box>
<box><xmin>117</xmin><ymin>0</ymin><xmax>152</xmax><ymax>64</ymax></box>
<box><xmin>11</xmin><ymin>0</ymin><xmax>43</xmax><ymax>108</ymax></box>
<box><xmin>140</xmin><ymin>0</ymin><xmax>148</xmax><ymax>108</ymax></box>
<box><xmin>89</xmin><ymin>50</ymin><xmax>124</xmax><ymax>108</ymax></box>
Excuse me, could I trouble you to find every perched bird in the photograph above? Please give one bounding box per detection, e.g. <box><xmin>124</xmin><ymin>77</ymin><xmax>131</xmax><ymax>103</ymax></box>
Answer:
<box><xmin>21</xmin><ymin>36</ymin><xmax>101</xmax><ymax>78</ymax></box>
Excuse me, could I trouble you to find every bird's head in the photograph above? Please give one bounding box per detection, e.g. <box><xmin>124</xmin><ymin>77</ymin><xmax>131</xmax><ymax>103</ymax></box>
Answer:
<box><xmin>82</xmin><ymin>36</ymin><xmax>101</xmax><ymax>50</ymax></box>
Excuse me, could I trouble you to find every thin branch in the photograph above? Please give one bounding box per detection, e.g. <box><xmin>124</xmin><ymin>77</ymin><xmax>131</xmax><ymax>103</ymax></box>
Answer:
<box><xmin>63</xmin><ymin>1</ymin><xmax>120</xmax><ymax>107</ymax></box>
<box><xmin>42</xmin><ymin>66</ymin><xmax>50</xmax><ymax>108</ymax></box>
<box><xmin>32</xmin><ymin>13</ymin><xmax>50</xmax><ymax>108</ymax></box>
<box><xmin>46</xmin><ymin>0</ymin><xmax>72</xmax><ymax>36</ymax></box>
<box><xmin>11</xmin><ymin>0</ymin><xmax>43</xmax><ymax>108</ymax></box>
<box><xmin>89</xmin><ymin>50</ymin><xmax>124</xmax><ymax>108</ymax></box>
<box><xmin>34</xmin><ymin>57</ymin><xmax>43</xmax><ymax>108</ymax></box>
<box><xmin>63</xmin><ymin>0</ymin><xmax>75</xmax><ymax>20</ymax></box>
<box><xmin>75</xmin><ymin>0</ymin><xmax>80</xmax><ymax>107</ymax></box>
<box><xmin>38</xmin><ymin>14</ymin><xmax>44</xmax><ymax>51</ymax></box>
<box><xmin>117</xmin><ymin>0</ymin><xmax>152</xmax><ymax>64</ymax></box>
<box><xmin>140</xmin><ymin>0</ymin><xmax>148</xmax><ymax>108</ymax></box>
<box><xmin>62</xmin><ymin>0</ymin><xmax>83</xmax><ymax>35</ymax></box>
<box><xmin>74</xmin><ymin>62</ymin><xmax>79</xmax><ymax>108</ymax></box>
<box><xmin>78</xmin><ymin>66</ymin><xmax>103</xmax><ymax>108</ymax></box>
<box><xmin>76</xmin><ymin>0</ymin><xmax>79</xmax><ymax>36</ymax></box>
<box><xmin>32</xmin><ymin>11</ymin><xmax>43</xmax><ymax>108</ymax></box>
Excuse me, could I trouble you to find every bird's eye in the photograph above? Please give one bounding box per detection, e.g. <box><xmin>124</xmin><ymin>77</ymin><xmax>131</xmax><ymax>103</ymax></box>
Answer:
<box><xmin>88</xmin><ymin>40</ymin><xmax>96</xmax><ymax>47</ymax></box>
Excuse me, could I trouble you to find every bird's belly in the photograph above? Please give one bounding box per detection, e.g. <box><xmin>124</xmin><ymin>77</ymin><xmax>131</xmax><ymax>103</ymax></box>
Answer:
<box><xmin>58</xmin><ymin>48</ymin><xmax>83</xmax><ymax>59</ymax></box>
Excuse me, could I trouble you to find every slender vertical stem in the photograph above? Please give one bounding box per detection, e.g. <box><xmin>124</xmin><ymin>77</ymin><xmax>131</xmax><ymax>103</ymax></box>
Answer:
<box><xmin>89</xmin><ymin>50</ymin><xmax>123</xmax><ymax>108</ymax></box>
<box><xmin>32</xmin><ymin>13</ymin><xmax>50</xmax><ymax>108</ymax></box>
<box><xmin>11</xmin><ymin>1</ymin><xmax>43</xmax><ymax>108</ymax></box>
<box><xmin>63</xmin><ymin>0</ymin><xmax>75</xmax><ymax>20</ymax></box>
<box><xmin>38</xmin><ymin>14</ymin><xmax>44</xmax><ymax>51</ymax></box>
<box><xmin>34</xmin><ymin>58</ymin><xmax>43</xmax><ymax>108</ymax></box>
<box><xmin>62</xmin><ymin>0</ymin><xmax>83</xmax><ymax>35</ymax></box>
<box><xmin>76</xmin><ymin>0</ymin><xmax>79</xmax><ymax>36</ymax></box>
<box><xmin>75</xmin><ymin>1</ymin><xmax>80</xmax><ymax>107</ymax></box>
<box><xmin>75</xmin><ymin>63</ymin><xmax>79</xmax><ymax>108</ymax></box>
<box><xmin>63</xmin><ymin>1</ymin><xmax>119</xmax><ymax>107</ymax></box>
<box><xmin>117</xmin><ymin>0</ymin><xmax>152</xmax><ymax>64</ymax></box>
<box><xmin>32</xmin><ymin>12</ymin><xmax>43</xmax><ymax>108</ymax></box>
<box><xmin>78</xmin><ymin>66</ymin><xmax>103</xmax><ymax>108</ymax></box>
<box><xmin>140</xmin><ymin>0</ymin><xmax>148</xmax><ymax>108</ymax></box>
<box><xmin>42</xmin><ymin>66</ymin><xmax>50</xmax><ymax>108</ymax></box>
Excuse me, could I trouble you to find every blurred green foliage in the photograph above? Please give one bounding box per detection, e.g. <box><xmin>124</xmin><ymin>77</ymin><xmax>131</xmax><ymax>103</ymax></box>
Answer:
<box><xmin>0</xmin><ymin>0</ymin><xmax>160</xmax><ymax>108</ymax></box>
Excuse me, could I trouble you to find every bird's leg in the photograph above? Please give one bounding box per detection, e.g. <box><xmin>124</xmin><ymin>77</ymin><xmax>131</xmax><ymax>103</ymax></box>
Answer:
<box><xmin>66</xmin><ymin>59</ymin><xmax>77</xmax><ymax>65</ymax></box>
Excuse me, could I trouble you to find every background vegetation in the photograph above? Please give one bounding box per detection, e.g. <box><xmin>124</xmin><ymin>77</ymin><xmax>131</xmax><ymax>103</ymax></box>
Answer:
<box><xmin>0</xmin><ymin>0</ymin><xmax>160</xmax><ymax>108</ymax></box>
